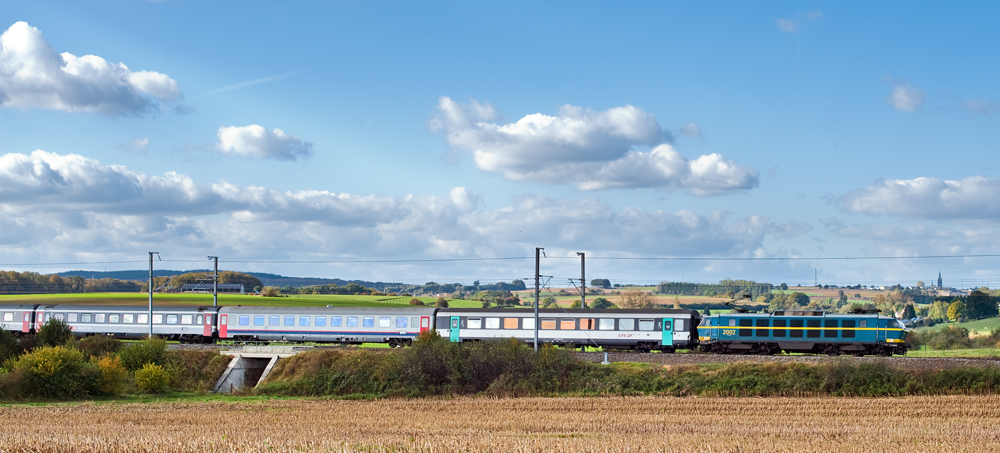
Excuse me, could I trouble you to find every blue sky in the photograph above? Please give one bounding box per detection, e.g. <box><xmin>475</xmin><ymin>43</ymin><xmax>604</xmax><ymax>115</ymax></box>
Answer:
<box><xmin>1</xmin><ymin>1</ymin><xmax>999</xmax><ymax>288</ymax></box>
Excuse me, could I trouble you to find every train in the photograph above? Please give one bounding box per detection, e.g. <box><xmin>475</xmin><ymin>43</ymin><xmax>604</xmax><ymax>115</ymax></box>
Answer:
<box><xmin>0</xmin><ymin>303</ymin><xmax>909</xmax><ymax>355</ymax></box>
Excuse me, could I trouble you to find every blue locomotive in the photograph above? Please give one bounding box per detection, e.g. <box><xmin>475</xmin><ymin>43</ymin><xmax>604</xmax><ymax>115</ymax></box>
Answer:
<box><xmin>697</xmin><ymin>309</ymin><xmax>908</xmax><ymax>356</ymax></box>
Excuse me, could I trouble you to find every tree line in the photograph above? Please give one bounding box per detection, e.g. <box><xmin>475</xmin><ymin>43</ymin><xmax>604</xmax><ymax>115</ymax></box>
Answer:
<box><xmin>0</xmin><ymin>271</ymin><xmax>143</xmax><ymax>294</ymax></box>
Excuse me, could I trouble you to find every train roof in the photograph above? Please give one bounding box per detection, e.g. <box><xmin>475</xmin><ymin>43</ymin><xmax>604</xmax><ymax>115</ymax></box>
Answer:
<box><xmin>438</xmin><ymin>308</ymin><xmax>701</xmax><ymax>316</ymax></box>
<box><xmin>40</xmin><ymin>305</ymin><xmax>218</xmax><ymax>312</ymax></box>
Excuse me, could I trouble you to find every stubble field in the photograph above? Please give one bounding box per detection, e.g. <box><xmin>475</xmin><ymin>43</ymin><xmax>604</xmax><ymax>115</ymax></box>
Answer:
<box><xmin>2</xmin><ymin>395</ymin><xmax>999</xmax><ymax>452</ymax></box>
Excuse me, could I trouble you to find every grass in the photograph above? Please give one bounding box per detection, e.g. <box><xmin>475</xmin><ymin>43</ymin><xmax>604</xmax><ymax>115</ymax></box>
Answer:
<box><xmin>915</xmin><ymin>316</ymin><xmax>1000</xmax><ymax>334</ymax></box>
<box><xmin>905</xmin><ymin>347</ymin><xmax>1000</xmax><ymax>358</ymax></box>
<box><xmin>1</xmin><ymin>396</ymin><xmax>998</xmax><ymax>451</ymax></box>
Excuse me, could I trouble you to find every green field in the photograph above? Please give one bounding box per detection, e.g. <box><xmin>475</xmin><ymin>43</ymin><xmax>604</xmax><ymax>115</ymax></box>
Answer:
<box><xmin>905</xmin><ymin>347</ymin><xmax>1000</xmax><ymax>358</ymax></box>
<box><xmin>914</xmin><ymin>316</ymin><xmax>1000</xmax><ymax>334</ymax></box>
<box><xmin>0</xmin><ymin>293</ymin><xmax>484</xmax><ymax>308</ymax></box>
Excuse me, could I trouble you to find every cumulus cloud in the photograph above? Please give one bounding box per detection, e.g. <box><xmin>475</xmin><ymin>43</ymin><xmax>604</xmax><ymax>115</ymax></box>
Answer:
<box><xmin>840</xmin><ymin>176</ymin><xmax>1000</xmax><ymax>220</ymax></box>
<box><xmin>215</xmin><ymin>125</ymin><xmax>314</xmax><ymax>161</ymax></box>
<box><xmin>0</xmin><ymin>21</ymin><xmax>180</xmax><ymax>116</ymax></box>
<box><xmin>884</xmin><ymin>79</ymin><xmax>924</xmax><ymax>112</ymax></box>
<box><xmin>0</xmin><ymin>150</ymin><xmax>801</xmax><ymax>265</ymax></box>
<box><xmin>430</xmin><ymin>97</ymin><xmax>758</xmax><ymax>195</ymax></box>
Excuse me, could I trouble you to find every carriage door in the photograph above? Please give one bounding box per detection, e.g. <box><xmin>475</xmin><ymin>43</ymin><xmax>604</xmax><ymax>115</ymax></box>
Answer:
<box><xmin>204</xmin><ymin>314</ymin><xmax>213</xmax><ymax>338</ymax></box>
<box><xmin>219</xmin><ymin>315</ymin><xmax>228</xmax><ymax>338</ymax></box>
<box><xmin>420</xmin><ymin>316</ymin><xmax>430</xmax><ymax>333</ymax></box>
<box><xmin>449</xmin><ymin>316</ymin><xmax>460</xmax><ymax>342</ymax></box>
<box><xmin>876</xmin><ymin>320</ymin><xmax>886</xmax><ymax>343</ymax></box>
<box><xmin>22</xmin><ymin>311</ymin><xmax>30</xmax><ymax>333</ymax></box>
<box><xmin>661</xmin><ymin>318</ymin><xmax>674</xmax><ymax>346</ymax></box>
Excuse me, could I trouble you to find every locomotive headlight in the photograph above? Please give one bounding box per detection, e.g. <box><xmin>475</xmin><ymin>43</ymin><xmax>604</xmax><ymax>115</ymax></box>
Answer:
<box><xmin>886</xmin><ymin>338</ymin><xmax>905</xmax><ymax>343</ymax></box>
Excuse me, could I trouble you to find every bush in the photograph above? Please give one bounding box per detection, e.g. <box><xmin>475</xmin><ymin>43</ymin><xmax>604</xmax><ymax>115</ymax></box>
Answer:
<box><xmin>165</xmin><ymin>350</ymin><xmax>231</xmax><ymax>392</ymax></box>
<box><xmin>78</xmin><ymin>335</ymin><xmax>122</xmax><ymax>359</ymax></box>
<box><xmin>12</xmin><ymin>346</ymin><xmax>94</xmax><ymax>399</ymax></box>
<box><xmin>409</xmin><ymin>298</ymin><xmax>425</xmax><ymax>306</ymax></box>
<box><xmin>134</xmin><ymin>363</ymin><xmax>169</xmax><ymax>394</ymax></box>
<box><xmin>590</xmin><ymin>297</ymin><xmax>612</xmax><ymax>309</ymax></box>
<box><xmin>37</xmin><ymin>318</ymin><xmax>73</xmax><ymax>348</ymax></box>
<box><xmin>118</xmin><ymin>337</ymin><xmax>167</xmax><ymax>371</ymax></box>
<box><xmin>0</xmin><ymin>328</ymin><xmax>21</xmax><ymax>365</ymax></box>
<box><xmin>435</xmin><ymin>297</ymin><xmax>449</xmax><ymax>308</ymax></box>
<box><xmin>92</xmin><ymin>355</ymin><xmax>127</xmax><ymax>396</ymax></box>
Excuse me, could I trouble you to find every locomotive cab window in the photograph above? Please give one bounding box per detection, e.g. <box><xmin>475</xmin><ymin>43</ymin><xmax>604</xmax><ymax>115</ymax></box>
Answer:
<box><xmin>790</xmin><ymin>319</ymin><xmax>803</xmax><ymax>338</ymax></box>
<box><xmin>824</xmin><ymin>320</ymin><xmax>838</xmax><ymax>338</ymax></box>
<box><xmin>772</xmin><ymin>319</ymin><xmax>787</xmax><ymax>337</ymax></box>
<box><xmin>738</xmin><ymin>319</ymin><xmax>752</xmax><ymax>337</ymax></box>
<box><xmin>842</xmin><ymin>320</ymin><xmax>856</xmax><ymax>338</ymax></box>
<box><xmin>806</xmin><ymin>319</ymin><xmax>821</xmax><ymax>338</ymax></box>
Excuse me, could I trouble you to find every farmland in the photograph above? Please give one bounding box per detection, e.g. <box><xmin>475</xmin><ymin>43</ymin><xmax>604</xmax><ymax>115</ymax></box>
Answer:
<box><xmin>1</xmin><ymin>396</ymin><xmax>998</xmax><ymax>452</ymax></box>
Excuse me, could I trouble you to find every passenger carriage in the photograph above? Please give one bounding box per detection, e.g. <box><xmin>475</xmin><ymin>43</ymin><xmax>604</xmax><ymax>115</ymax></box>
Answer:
<box><xmin>436</xmin><ymin>308</ymin><xmax>701</xmax><ymax>352</ymax></box>
<box><xmin>33</xmin><ymin>305</ymin><xmax>219</xmax><ymax>342</ymax></box>
<box><xmin>218</xmin><ymin>306</ymin><xmax>436</xmax><ymax>347</ymax></box>
<box><xmin>697</xmin><ymin>310</ymin><xmax>908</xmax><ymax>356</ymax></box>
<box><xmin>0</xmin><ymin>304</ymin><xmax>39</xmax><ymax>334</ymax></box>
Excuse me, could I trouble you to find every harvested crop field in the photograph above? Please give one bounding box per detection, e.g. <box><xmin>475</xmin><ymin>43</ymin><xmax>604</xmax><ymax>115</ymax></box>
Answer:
<box><xmin>2</xmin><ymin>396</ymin><xmax>1000</xmax><ymax>452</ymax></box>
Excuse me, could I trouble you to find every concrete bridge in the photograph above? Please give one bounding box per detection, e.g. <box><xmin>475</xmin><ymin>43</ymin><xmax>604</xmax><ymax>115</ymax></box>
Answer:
<box><xmin>214</xmin><ymin>345</ymin><xmax>313</xmax><ymax>393</ymax></box>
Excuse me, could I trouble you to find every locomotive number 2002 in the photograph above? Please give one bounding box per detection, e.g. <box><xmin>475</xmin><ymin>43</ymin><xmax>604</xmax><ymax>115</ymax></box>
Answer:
<box><xmin>722</xmin><ymin>329</ymin><xmax>736</xmax><ymax>336</ymax></box>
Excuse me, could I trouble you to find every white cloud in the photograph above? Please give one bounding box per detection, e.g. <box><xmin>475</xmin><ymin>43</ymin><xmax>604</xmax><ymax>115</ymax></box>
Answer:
<box><xmin>0</xmin><ymin>21</ymin><xmax>180</xmax><ymax>116</ymax></box>
<box><xmin>840</xmin><ymin>176</ymin><xmax>1000</xmax><ymax>219</ymax></box>
<box><xmin>116</xmin><ymin>138</ymin><xmax>149</xmax><ymax>153</ymax></box>
<box><xmin>885</xmin><ymin>80</ymin><xmax>924</xmax><ymax>112</ymax></box>
<box><xmin>431</xmin><ymin>97</ymin><xmax>758</xmax><ymax>195</ymax></box>
<box><xmin>677</xmin><ymin>122</ymin><xmax>702</xmax><ymax>140</ymax></box>
<box><xmin>0</xmin><ymin>150</ymin><xmax>801</xmax><ymax>267</ymax></box>
<box><xmin>216</xmin><ymin>125</ymin><xmax>314</xmax><ymax>161</ymax></box>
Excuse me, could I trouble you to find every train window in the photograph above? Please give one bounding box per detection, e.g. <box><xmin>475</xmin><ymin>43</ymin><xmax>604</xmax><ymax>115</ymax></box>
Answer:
<box><xmin>859</xmin><ymin>320</ymin><xmax>867</xmax><ymax>328</ymax></box>
<box><xmin>755</xmin><ymin>319</ymin><xmax>769</xmax><ymax>337</ymax></box>
<box><xmin>541</xmin><ymin>319</ymin><xmax>556</xmax><ymax>330</ymax></box>
<box><xmin>285</xmin><ymin>316</ymin><xmax>295</xmax><ymax>326</ymax></box>
<box><xmin>363</xmin><ymin>317</ymin><xmax>374</xmax><ymax>327</ymax></box>
<box><xmin>2</xmin><ymin>312</ymin><xmax>11</xmax><ymax>322</ymax></box>
<box><xmin>824</xmin><ymin>320</ymin><xmax>838</xmax><ymax>338</ymax></box>
<box><xmin>24</xmin><ymin>312</ymin><xmax>30</xmax><ymax>322</ymax></box>
<box><xmin>108</xmin><ymin>314</ymin><xmax>120</xmax><ymax>323</ymax></box>
<box><xmin>772</xmin><ymin>319</ymin><xmax>786</xmax><ymax>337</ymax></box>
<box><xmin>421</xmin><ymin>318</ymin><xmax>430</xmax><ymax>328</ymax></box>
<box><xmin>562</xmin><ymin>319</ymin><xmax>577</xmax><ymax>330</ymax></box>
<box><xmin>675</xmin><ymin>319</ymin><xmax>685</xmax><ymax>331</ymax></box>
<box><xmin>300</xmin><ymin>316</ymin><xmax>310</xmax><ymax>327</ymax></box>
<box><xmin>638</xmin><ymin>319</ymin><xmax>655</xmax><ymax>331</ymax></box>
<box><xmin>316</xmin><ymin>317</ymin><xmax>326</xmax><ymax>327</ymax></box>
<box><xmin>619</xmin><ymin>319</ymin><xmax>635</xmax><ymax>330</ymax></box>
<box><xmin>468</xmin><ymin>318</ymin><xmax>482</xmax><ymax>329</ymax></box>
<box><xmin>485</xmin><ymin>318</ymin><xmax>499</xmax><ymax>329</ymax></box>
<box><xmin>181</xmin><ymin>315</ymin><xmax>193</xmax><ymax>325</ymax></box>
<box><xmin>123</xmin><ymin>314</ymin><xmax>134</xmax><ymax>324</ymax></box>
<box><xmin>522</xmin><ymin>318</ymin><xmax>535</xmax><ymax>330</ymax></box>
<box><xmin>152</xmin><ymin>314</ymin><xmax>162</xmax><ymax>324</ymax></box>
<box><xmin>81</xmin><ymin>313</ymin><xmax>92</xmax><ymax>323</ymax></box>
<box><xmin>167</xmin><ymin>315</ymin><xmax>179</xmax><ymax>325</ymax></box>
<box><xmin>503</xmin><ymin>318</ymin><xmax>519</xmax><ymax>329</ymax></box>
<box><xmin>599</xmin><ymin>319</ymin><xmax>615</xmax><ymax>330</ymax></box>
<box><xmin>729</xmin><ymin>319</ymin><xmax>737</xmax><ymax>327</ymax></box>
<box><xmin>55</xmin><ymin>313</ymin><xmax>65</xmax><ymax>321</ymax></box>
<box><xmin>137</xmin><ymin>314</ymin><xmax>148</xmax><ymax>324</ymax></box>
<box><xmin>206</xmin><ymin>315</ymin><xmax>212</xmax><ymax>324</ymax></box>
<box><xmin>738</xmin><ymin>319</ymin><xmax>752</xmax><ymax>337</ymax></box>
<box><xmin>347</xmin><ymin>317</ymin><xmax>358</xmax><ymax>327</ymax></box>
<box><xmin>806</xmin><ymin>320</ymin><xmax>821</xmax><ymax>338</ymax></box>
<box><xmin>842</xmin><ymin>320</ymin><xmax>856</xmax><ymax>338</ymax></box>
<box><xmin>580</xmin><ymin>319</ymin><xmax>596</xmax><ymax>330</ymax></box>
<box><xmin>410</xmin><ymin>317</ymin><xmax>419</xmax><ymax>329</ymax></box>
<box><xmin>379</xmin><ymin>317</ymin><xmax>391</xmax><ymax>328</ymax></box>
<box><xmin>220</xmin><ymin>315</ymin><xmax>227</xmax><ymax>325</ymax></box>
<box><xmin>789</xmin><ymin>319</ymin><xmax>803</xmax><ymax>338</ymax></box>
<box><xmin>269</xmin><ymin>316</ymin><xmax>280</xmax><ymax>326</ymax></box>
<box><xmin>239</xmin><ymin>315</ymin><xmax>249</xmax><ymax>326</ymax></box>
<box><xmin>68</xmin><ymin>313</ymin><xmax>78</xmax><ymax>323</ymax></box>
<box><xmin>196</xmin><ymin>315</ymin><xmax>203</xmax><ymax>325</ymax></box>
<box><xmin>254</xmin><ymin>316</ymin><xmax>264</xmax><ymax>326</ymax></box>
<box><xmin>662</xmin><ymin>320</ymin><xmax>671</xmax><ymax>331</ymax></box>
<box><xmin>332</xmin><ymin>317</ymin><xmax>343</xmax><ymax>327</ymax></box>
<box><xmin>396</xmin><ymin>317</ymin><xmax>408</xmax><ymax>328</ymax></box>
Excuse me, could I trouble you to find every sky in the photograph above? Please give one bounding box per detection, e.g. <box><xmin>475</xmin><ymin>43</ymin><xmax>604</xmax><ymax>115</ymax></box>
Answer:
<box><xmin>1</xmin><ymin>1</ymin><xmax>999</xmax><ymax>289</ymax></box>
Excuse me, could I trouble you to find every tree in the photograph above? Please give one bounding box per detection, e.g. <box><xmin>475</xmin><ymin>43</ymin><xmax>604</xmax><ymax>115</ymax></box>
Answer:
<box><xmin>673</xmin><ymin>296</ymin><xmax>681</xmax><ymax>309</ymax></box>
<box><xmin>916</xmin><ymin>281</ymin><xmax>925</xmax><ymax>288</ymax></box>
<box><xmin>434</xmin><ymin>297</ymin><xmax>449</xmax><ymax>308</ymax></box>
<box><xmin>409</xmin><ymin>298</ymin><xmax>425</xmax><ymax>306</ymax></box>
<box><xmin>947</xmin><ymin>301</ymin><xmax>966</xmax><ymax>322</ymax></box>
<box><xmin>569</xmin><ymin>300</ymin><xmax>582</xmax><ymax>309</ymax></box>
<box><xmin>963</xmin><ymin>290</ymin><xmax>999</xmax><ymax>320</ymax></box>
<box><xmin>780</xmin><ymin>283</ymin><xmax>789</xmax><ymax>290</ymax></box>
<box><xmin>703</xmin><ymin>308</ymin><xmax>712</xmax><ymax>316</ymax></box>
<box><xmin>901</xmin><ymin>304</ymin><xmax>917</xmax><ymax>320</ymax></box>
<box><xmin>37</xmin><ymin>318</ymin><xmax>73</xmax><ymax>347</ymax></box>
<box><xmin>590</xmin><ymin>279</ymin><xmax>611</xmax><ymax>289</ymax></box>
<box><xmin>261</xmin><ymin>286</ymin><xmax>280</xmax><ymax>297</ymax></box>
<box><xmin>618</xmin><ymin>291</ymin><xmax>652</xmax><ymax>309</ymax></box>
<box><xmin>542</xmin><ymin>296</ymin><xmax>558</xmax><ymax>308</ymax></box>
<box><xmin>590</xmin><ymin>297</ymin><xmax>612</xmax><ymax>309</ymax></box>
